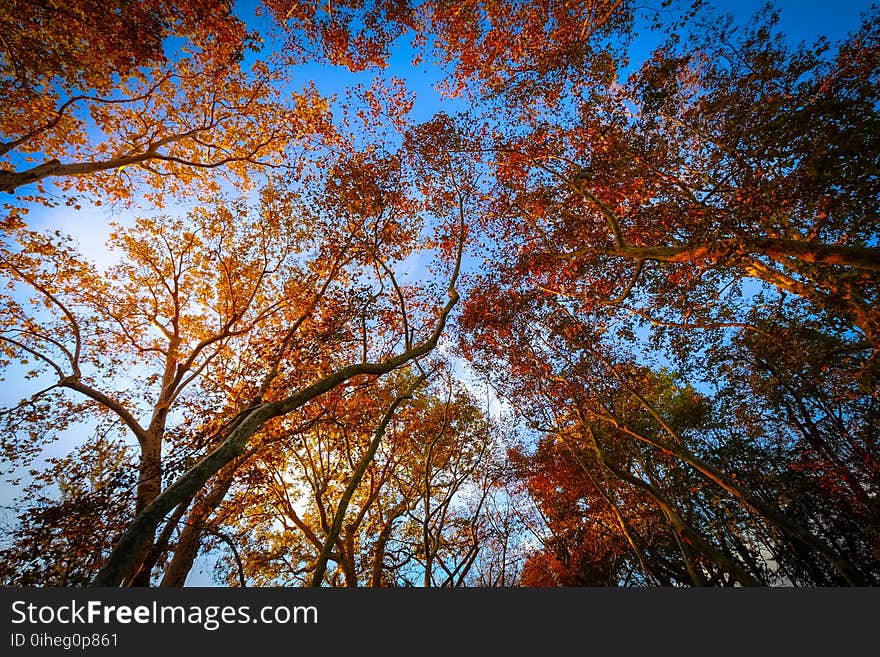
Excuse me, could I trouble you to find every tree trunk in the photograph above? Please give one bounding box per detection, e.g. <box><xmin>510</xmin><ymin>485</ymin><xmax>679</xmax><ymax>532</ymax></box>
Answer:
<box><xmin>370</xmin><ymin>506</ymin><xmax>405</xmax><ymax>587</ymax></box>
<box><xmin>309</xmin><ymin>382</ymin><xmax>422</xmax><ymax>586</ymax></box>
<box><xmin>593</xmin><ymin>436</ymin><xmax>761</xmax><ymax>587</ymax></box>
<box><xmin>596</xmin><ymin>416</ymin><xmax>866</xmax><ymax>585</ymax></box>
<box><xmin>123</xmin><ymin>434</ymin><xmax>163</xmax><ymax>586</ymax></box>
<box><xmin>161</xmin><ymin>461</ymin><xmax>239</xmax><ymax>587</ymax></box>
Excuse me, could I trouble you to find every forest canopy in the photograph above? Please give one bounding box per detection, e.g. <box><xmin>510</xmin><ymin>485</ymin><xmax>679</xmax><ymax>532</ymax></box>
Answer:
<box><xmin>0</xmin><ymin>0</ymin><xmax>877</xmax><ymax>587</ymax></box>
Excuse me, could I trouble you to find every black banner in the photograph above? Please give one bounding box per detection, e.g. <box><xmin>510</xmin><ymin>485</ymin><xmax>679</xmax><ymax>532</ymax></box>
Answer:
<box><xmin>1</xmin><ymin>588</ymin><xmax>877</xmax><ymax>653</ymax></box>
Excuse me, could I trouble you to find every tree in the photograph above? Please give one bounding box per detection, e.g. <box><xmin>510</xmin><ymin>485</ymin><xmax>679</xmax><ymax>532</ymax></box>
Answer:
<box><xmin>710</xmin><ymin>318</ymin><xmax>880</xmax><ymax>580</ymax></box>
<box><xmin>0</xmin><ymin>0</ymin><xmax>333</xmax><ymax>210</ymax></box>
<box><xmin>2</xmin><ymin>121</ymin><xmax>470</xmax><ymax>586</ymax></box>
<box><xmin>477</xmin><ymin>6</ymin><xmax>879</xmax><ymax>344</ymax></box>
<box><xmin>0</xmin><ymin>434</ymin><xmax>134</xmax><ymax>586</ymax></box>
<box><xmin>461</xmin><ymin>281</ymin><xmax>879</xmax><ymax>584</ymax></box>
<box><xmin>89</xmin><ymin>121</ymin><xmax>471</xmax><ymax>585</ymax></box>
<box><xmin>1</xmin><ymin>186</ymin><xmax>345</xmax><ymax>583</ymax></box>
<box><xmin>452</xmin><ymin>3</ymin><xmax>878</xmax><ymax>586</ymax></box>
<box><xmin>210</xmin><ymin>372</ymin><xmax>505</xmax><ymax>588</ymax></box>
<box><xmin>390</xmin><ymin>377</ymin><xmax>500</xmax><ymax>587</ymax></box>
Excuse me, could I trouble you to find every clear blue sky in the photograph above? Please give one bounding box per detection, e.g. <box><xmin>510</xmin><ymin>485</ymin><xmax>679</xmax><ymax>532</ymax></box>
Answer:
<box><xmin>753</xmin><ymin>0</ymin><xmax>875</xmax><ymax>42</ymax></box>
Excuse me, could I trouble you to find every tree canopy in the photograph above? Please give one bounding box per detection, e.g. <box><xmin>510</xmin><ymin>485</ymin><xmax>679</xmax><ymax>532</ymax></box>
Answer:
<box><xmin>1</xmin><ymin>0</ymin><xmax>877</xmax><ymax>587</ymax></box>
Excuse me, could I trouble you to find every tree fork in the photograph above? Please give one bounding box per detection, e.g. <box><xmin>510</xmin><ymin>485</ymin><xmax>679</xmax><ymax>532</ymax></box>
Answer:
<box><xmin>310</xmin><ymin>375</ymin><xmax>426</xmax><ymax>586</ymax></box>
<box><xmin>93</xmin><ymin>276</ymin><xmax>461</xmax><ymax>586</ymax></box>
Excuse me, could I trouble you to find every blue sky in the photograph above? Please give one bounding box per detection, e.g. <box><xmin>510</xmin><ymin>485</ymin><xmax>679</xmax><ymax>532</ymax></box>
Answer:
<box><xmin>754</xmin><ymin>0</ymin><xmax>875</xmax><ymax>41</ymax></box>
